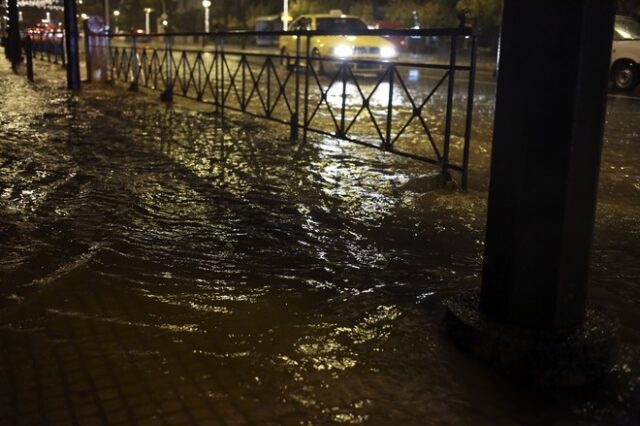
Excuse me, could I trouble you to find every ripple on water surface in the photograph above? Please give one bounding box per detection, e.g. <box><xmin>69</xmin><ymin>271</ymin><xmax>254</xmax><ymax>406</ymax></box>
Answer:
<box><xmin>1</xmin><ymin>63</ymin><xmax>640</xmax><ymax>424</ymax></box>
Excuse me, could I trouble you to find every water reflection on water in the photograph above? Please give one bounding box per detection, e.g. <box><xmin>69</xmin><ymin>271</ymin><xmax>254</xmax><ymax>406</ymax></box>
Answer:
<box><xmin>0</xmin><ymin>62</ymin><xmax>639</xmax><ymax>424</ymax></box>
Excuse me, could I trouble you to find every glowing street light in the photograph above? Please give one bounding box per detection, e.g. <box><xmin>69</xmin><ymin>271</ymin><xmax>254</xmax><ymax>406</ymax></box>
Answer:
<box><xmin>144</xmin><ymin>7</ymin><xmax>152</xmax><ymax>34</ymax></box>
<box><xmin>202</xmin><ymin>0</ymin><xmax>211</xmax><ymax>33</ymax></box>
<box><xmin>113</xmin><ymin>9</ymin><xmax>120</xmax><ymax>33</ymax></box>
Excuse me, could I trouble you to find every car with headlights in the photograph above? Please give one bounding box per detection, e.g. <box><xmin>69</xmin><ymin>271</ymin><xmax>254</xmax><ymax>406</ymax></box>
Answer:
<box><xmin>611</xmin><ymin>15</ymin><xmax>640</xmax><ymax>91</ymax></box>
<box><xmin>279</xmin><ymin>12</ymin><xmax>398</xmax><ymax>76</ymax></box>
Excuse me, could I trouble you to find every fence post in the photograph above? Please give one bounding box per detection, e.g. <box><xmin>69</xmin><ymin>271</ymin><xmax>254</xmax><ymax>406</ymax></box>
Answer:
<box><xmin>266</xmin><ymin>55</ymin><xmax>272</xmax><ymax>118</ymax></box>
<box><xmin>461</xmin><ymin>33</ymin><xmax>477</xmax><ymax>190</ymax></box>
<box><xmin>302</xmin><ymin>35</ymin><xmax>311</xmax><ymax>143</ymax></box>
<box><xmin>441</xmin><ymin>34</ymin><xmax>457</xmax><ymax>183</ymax></box>
<box><xmin>25</xmin><ymin>36</ymin><xmax>34</xmax><ymax>82</ymax></box>
<box><xmin>290</xmin><ymin>35</ymin><xmax>301</xmax><ymax>143</ymax></box>
<box><xmin>214</xmin><ymin>38</ymin><xmax>220</xmax><ymax>113</ymax></box>
<box><xmin>83</xmin><ymin>23</ymin><xmax>92</xmax><ymax>83</ymax></box>
<box><xmin>56</xmin><ymin>34</ymin><xmax>63</xmax><ymax>64</ymax></box>
<box><xmin>220</xmin><ymin>36</ymin><xmax>226</xmax><ymax>115</ymax></box>
<box><xmin>130</xmin><ymin>35</ymin><xmax>139</xmax><ymax>90</ymax></box>
<box><xmin>385</xmin><ymin>65</ymin><xmax>395</xmax><ymax>149</ymax></box>
<box><xmin>52</xmin><ymin>33</ymin><xmax>59</xmax><ymax>64</ymax></box>
<box><xmin>339</xmin><ymin>62</ymin><xmax>348</xmax><ymax>139</ymax></box>
<box><xmin>60</xmin><ymin>33</ymin><xmax>66</xmax><ymax>68</ymax></box>
<box><xmin>105</xmin><ymin>31</ymin><xmax>113</xmax><ymax>84</ymax></box>
<box><xmin>160</xmin><ymin>34</ymin><xmax>173</xmax><ymax>102</ymax></box>
<box><xmin>241</xmin><ymin>53</ymin><xmax>246</xmax><ymax>111</ymax></box>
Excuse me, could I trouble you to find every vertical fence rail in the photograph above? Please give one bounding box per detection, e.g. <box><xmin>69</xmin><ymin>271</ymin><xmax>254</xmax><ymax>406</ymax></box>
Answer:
<box><xmin>241</xmin><ymin>54</ymin><xmax>246</xmax><ymax>111</ymax></box>
<box><xmin>131</xmin><ymin>35</ymin><xmax>139</xmax><ymax>90</ymax></box>
<box><xmin>442</xmin><ymin>34</ymin><xmax>458</xmax><ymax>181</ymax></box>
<box><xmin>161</xmin><ymin>35</ymin><xmax>173</xmax><ymax>102</ymax></box>
<box><xmin>339</xmin><ymin>63</ymin><xmax>348</xmax><ymax>139</ymax></box>
<box><xmin>214</xmin><ymin>38</ymin><xmax>220</xmax><ymax>112</ymax></box>
<box><xmin>266</xmin><ymin>54</ymin><xmax>272</xmax><ymax>118</ymax></box>
<box><xmin>291</xmin><ymin>35</ymin><xmax>301</xmax><ymax>143</ymax></box>
<box><xmin>385</xmin><ymin>66</ymin><xmax>395</xmax><ymax>150</ymax></box>
<box><xmin>83</xmin><ymin>27</ymin><xmax>92</xmax><ymax>82</ymax></box>
<box><xmin>462</xmin><ymin>35</ymin><xmax>477</xmax><ymax>190</ymax></box>
<box><xmin>220</xmin><ymin>38</ymin><xmax>225</xmax><ymax>115</ymax></box>
<box><xmin>302</xmin><ymin>35</ymin><xmax>312</xmax><ymax>144</ymax></box>
<box><xmin>61</xmin><ymin>34</ymin><xmax>66</xmax><ymax>67</ymax></box>
<box><xmin>25</xmin><ymin>36</ymin><xmax>34</xmax><ymax>82</ymax></box>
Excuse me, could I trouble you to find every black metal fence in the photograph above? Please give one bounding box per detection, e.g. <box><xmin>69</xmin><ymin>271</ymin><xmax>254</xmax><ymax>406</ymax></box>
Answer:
<box><xmin>25</xmin><ymin>32</ymin><xmax>66</xmax><ymax>66</ymax></box>
<box><xmin>29</xmin><ymin>28</ymin><xmax>477</xmax><ymax>188</ymax></box>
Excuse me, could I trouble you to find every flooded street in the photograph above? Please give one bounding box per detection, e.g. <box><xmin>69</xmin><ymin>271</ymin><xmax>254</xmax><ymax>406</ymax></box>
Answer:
<box><xmin>1</xmin><ymin>58</ymin><xmax>639</xmax><ymax>425</ymax></box>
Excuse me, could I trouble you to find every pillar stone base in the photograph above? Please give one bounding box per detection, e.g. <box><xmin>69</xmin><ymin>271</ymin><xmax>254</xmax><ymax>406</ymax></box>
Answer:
<box><xmin>443</xmin><ymin>291</ymin><xmax>620</xmax><ymax>387</ymax></box>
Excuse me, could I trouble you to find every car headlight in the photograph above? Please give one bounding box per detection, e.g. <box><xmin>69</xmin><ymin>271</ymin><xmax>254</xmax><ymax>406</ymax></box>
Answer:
<box><xmin>380</xmin><ymin>46</ymin><xmax>397</xmax><ymax>58</ymax></box>
<box><xmin>333</xmin><ymin>44</ymin><xmax>353</xmax><ymax>58</ymax></box>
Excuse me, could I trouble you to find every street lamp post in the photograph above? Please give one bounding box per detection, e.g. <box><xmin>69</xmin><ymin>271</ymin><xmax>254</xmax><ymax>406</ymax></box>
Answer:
<box><xmin>113</xmin><ymin>9</ymin><xmax>119</xmax><ymax>33</ymax></box>
<box><xmin>144</xmin><ymin>7</ymin><xmax>152</xmax><ymax>34</ymax></box>
<box><xmin>202</xmin><ymin>0</ymin><xmax>211</xmax><ymax>33</ymax></box>
<box><xmin>283</xmin><ymin>0</ymin><xmax>288</xmax><ymax>31</ymax></box>
<box><xmin>105</xmin><ymin>0</ymin><xmax>110</xmax><ymax>31</ymax></box>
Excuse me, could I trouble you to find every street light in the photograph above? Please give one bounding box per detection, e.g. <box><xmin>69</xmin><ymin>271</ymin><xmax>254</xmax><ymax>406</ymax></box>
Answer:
<box><xmin>144</xmin><ymin>7</ymin><xmax>152</xmax><ymax>34</ymax></box>
<box><xmin>202</xmin><ymin>0</ymin><xmax>211</xmax><ymax>33</ymax></box>
<box><xmin>113</xmin><ymin>10</ymin><xmax>120</xmax><ymax>33</ymax></box>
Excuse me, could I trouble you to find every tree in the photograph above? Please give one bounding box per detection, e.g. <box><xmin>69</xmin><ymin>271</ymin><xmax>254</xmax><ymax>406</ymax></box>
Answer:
<box><xmin>348</xmin><ymin>1</ymin><xmax>375</xmax><ymax>23</ymax></box>
<box><xmin>618</xmin><ymin>0</ymin><xmax>640</xmax><ymax>18</ymax></box>
<box><xmin>456</xmin><ymin>0</ymin><xmax>501</xmax><ymax>48</ymax></box>
<box><xmin>384</xmin><ymin>0</ymin><xmax>457</xmax><ymax>28</ymax></box>
<box><xmin>456</xmin><ymin>0</ymin><xmax>500</xmax><ymax>32</ymax></box>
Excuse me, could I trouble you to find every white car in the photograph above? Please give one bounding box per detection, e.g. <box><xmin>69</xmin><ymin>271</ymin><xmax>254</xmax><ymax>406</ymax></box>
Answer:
<box><xmin>611</xmin><ymin>15</ymin><xmax>640</xmax><ymax>91</ymax></box>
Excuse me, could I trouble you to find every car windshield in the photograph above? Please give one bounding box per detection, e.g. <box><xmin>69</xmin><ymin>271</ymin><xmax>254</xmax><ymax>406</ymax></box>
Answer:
<box><xmin>614</xmin><ymin>16</ymin><xmax>640</xmax><ymax>40</ymax></box>
<box><xmin>316</xmin><ymin>18</ymin><xmax>368</xmax><ymax>32</ymax></box>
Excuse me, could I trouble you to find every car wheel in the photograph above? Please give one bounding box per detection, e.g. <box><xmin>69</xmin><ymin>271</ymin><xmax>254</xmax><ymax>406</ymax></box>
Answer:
<box><xmin>611</xmin><ymin>60</ymin><xmax>638</xmax><ymax>91</ymax></box>
<box><xmin>310</xmin><ymin>49</ymin><xmax>324</xmax><ymax>76</ymax></box>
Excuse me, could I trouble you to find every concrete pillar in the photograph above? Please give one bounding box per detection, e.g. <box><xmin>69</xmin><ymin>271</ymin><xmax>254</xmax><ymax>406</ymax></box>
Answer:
<box><xmin>6</xmin><ymin>0</ymin><xmax>20</xmax><ymax>70</ymax></box>
<box><xmin>481</xmin><ymin>0</ymin><xmax>616</xmax><ymax>330</ymax></box>
<box><xmin>63</xmin><ymin>0</ymin><xmax>81</xmax><ymax>90</ymax></box>
<box><xmin>445</xmin><ymin>0</ymin><xmax>620</xmax><ymax>385</ymax></box>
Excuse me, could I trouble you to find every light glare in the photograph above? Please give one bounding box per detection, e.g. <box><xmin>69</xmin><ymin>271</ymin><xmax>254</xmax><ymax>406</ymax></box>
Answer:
<box><xmin>333</xmin><ymin>44</ymin><xmax>353</xmax><ymax>58</ymax></box>
<box><xmin>380</xmin><ymin>46</ymin><xmax>397</xmax><ymax>58</ymax></box>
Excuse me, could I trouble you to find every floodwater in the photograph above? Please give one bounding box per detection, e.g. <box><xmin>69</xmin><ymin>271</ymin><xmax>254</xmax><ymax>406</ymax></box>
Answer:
<box><xmin>0</xmin><ymin>58</ymin><xmax>639</xmax><ymax>425</ymax></box>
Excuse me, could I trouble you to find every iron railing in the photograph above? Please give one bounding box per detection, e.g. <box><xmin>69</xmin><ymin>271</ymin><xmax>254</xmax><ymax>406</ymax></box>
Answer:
<box><xmin>25</xmin><ymin>31</ymin><xmax>66</xmax><ymax>66</ymax></box>
<box><xmin>31</xmin><ymin>28</ymin><xmax>476</xmax><ymax>188</ymax></box>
